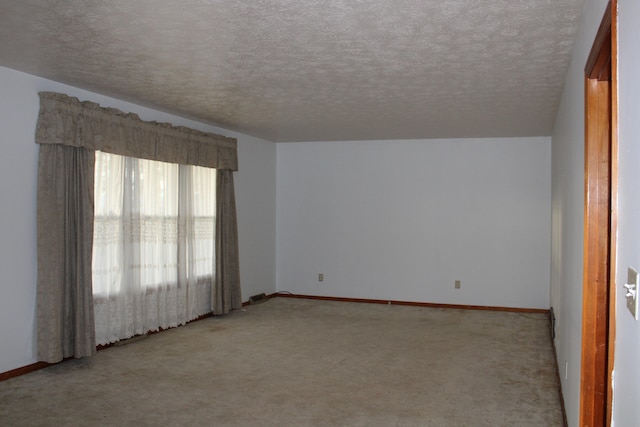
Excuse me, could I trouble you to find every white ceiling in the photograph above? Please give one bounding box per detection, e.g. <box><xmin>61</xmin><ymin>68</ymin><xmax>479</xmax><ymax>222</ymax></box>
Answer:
<box><xmin>0</xmin><ymin>0</ymin><xmax>585</xmax><ymax>142</ymax></box>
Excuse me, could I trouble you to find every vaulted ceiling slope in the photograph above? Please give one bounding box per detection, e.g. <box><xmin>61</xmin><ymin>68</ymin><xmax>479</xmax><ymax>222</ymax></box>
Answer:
<box><xmin>0</xmin><ymin>0</ymin><xmax>585</xmax><ymax>142</ymax></box>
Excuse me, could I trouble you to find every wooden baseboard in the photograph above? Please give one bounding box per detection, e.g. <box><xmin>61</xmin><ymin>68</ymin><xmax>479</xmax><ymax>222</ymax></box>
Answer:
<box><xmin>0</xmin><ymin>361</ymin><xmax>53</xmax><ymax>382</ymax></box>
<box><xmin>550</xmin><ymin>323</ymin><xmax>569</xmax><ymax>427</ymax></box>
<box><xmin>269</xmin><ymin>292</ymin><xmax>550</xmax><ymax>314</ymax></box>
<box><xmin>2</xmin><ymin>294</ymin><xmax>548</xmax><ymax>382</ymax></box>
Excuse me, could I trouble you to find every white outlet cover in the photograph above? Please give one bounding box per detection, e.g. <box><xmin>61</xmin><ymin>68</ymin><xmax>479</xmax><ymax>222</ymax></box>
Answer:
<box><xmin>626</xmin><ymin>267</ymin><xmax>639</xmax><ymax>320</ymax></box>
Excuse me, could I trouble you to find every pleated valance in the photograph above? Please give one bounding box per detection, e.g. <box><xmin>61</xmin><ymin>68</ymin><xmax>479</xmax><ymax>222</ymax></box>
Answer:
<box><xmin>35</xmin><ymin>92</ymin><xmax>238</xmax><ymax>171</ymax></box>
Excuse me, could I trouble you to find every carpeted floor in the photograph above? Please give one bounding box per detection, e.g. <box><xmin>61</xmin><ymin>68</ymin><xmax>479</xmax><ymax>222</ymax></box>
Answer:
<box><xmin>0</xmin><ymin>297</ymin><xmax>564</xmax><ymax>426</ymax></box>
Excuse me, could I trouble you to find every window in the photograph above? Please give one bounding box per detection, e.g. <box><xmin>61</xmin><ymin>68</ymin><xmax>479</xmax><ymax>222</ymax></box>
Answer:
<box><xmin>92</xmin><ymin>151</ymin><xmax>216</xmax><ymax>345</ymax></box>
<box><xmin>35</xmin><ymin>92</ymin><xmax>241</xmax><ymax>362</ymax></box>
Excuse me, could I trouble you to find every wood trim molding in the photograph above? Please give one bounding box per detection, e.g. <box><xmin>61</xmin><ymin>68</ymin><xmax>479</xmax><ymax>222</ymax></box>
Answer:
<box><xmin>550</xmin><ymin>329</ymin><xmax>570</xmax><ymax>427</ymax></box>
<box><xmin>0</xmin><ymin>362</ymin><xmax>53</xmax><ymax>383</ymax></box>
<box><xmin>606</xmin><ymin>2</ymin><xmax>618</xmax><ymax>425</ymax></box>
<box><xmin>3</xmin><ymin>293</ymin><xmax>550</xmax><ymax>381</ymax></box>
<box><xmin>581</xmin><ymin>1</ymin><xmax>616</xmax><ymax>426</ymax></box>
<box><xmin>270</xmin><ymin>293</ymin><xmax>550</xmax><ymax>314</ymax></box>
<box><xmin>585</xmin><ymin>3</ymin><xmax>612</xmax><ymax>80</ymax></box>
<box><xmin>581</xmin><ymin>75</ymin><xmax>611</xmax><ymax>427</ymax></box>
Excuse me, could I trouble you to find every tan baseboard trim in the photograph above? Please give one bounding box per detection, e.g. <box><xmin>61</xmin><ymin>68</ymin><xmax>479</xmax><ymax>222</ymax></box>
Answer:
<box><xmin>0</xmin><ymin>361</ymin><xmax>53</xmax><ymax>382</ymax></box>
<box><xmin>270</xmin><ymin>292</ymin><xmax>550</xmax><ymax>314</ymax></box>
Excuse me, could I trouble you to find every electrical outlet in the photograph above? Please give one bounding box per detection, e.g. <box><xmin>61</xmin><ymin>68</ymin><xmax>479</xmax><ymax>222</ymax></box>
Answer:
<box><xmin>318</xmin><ymin>273</ymin><xmax>324</xmax><ymax>282</ymax></box>
<box><xmin>455</xmin><ymin>280</ymin><xmax>461</xmax><ymax>289</ymax></box>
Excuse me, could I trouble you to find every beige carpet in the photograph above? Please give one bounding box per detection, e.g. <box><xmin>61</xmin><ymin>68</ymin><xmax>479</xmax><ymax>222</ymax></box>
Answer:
<box><xmin>0</xmin><ymin>297</ymin><xmax>563</xmax><ymax>426</ymax></box>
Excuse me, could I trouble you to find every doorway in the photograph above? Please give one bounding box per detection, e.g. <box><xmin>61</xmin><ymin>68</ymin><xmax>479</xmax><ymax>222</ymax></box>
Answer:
<box><xmin>581</xmin><ymin>1</ymin><xmax>618</xmax><ymax>426</ymax></box>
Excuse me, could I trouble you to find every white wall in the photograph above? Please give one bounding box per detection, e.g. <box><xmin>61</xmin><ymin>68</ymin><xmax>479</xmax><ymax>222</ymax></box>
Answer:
<box><xmin>277</xmin><ymin>138</ymin><xmax>551</xmax><ymax>309</ymax></box>
<box><xmin>0</xmin><ymin>67</ymin><xmax>40</xmax><ymax>375</ymax></box>
<box><xmin>612</xmin><ymin>0</ymin><xmax>640</xmax><ymax>425</ymax></box>
<box><xmin>235</xmin><ymin>132</ymin><xmax>277</xmax><ymax>301</ymax></box>
<box><xmin>0</xmin><ymin>66</ymin><xmax>277</xmax><ymax>374</ymax></box>
<box><xmin>550</xmin><ymin>0</ymin><xmax>612</xmax><ymax>425</ymax></box>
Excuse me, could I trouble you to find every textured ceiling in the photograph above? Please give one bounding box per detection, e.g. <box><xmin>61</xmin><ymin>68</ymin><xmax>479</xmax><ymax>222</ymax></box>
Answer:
<box><xmin>0</xmin><ymin>0</ymin><xmax>585</xmax><ymax>142</ymax></box>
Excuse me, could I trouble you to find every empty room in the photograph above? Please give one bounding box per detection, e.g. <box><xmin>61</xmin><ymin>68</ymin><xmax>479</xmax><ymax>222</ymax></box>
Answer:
<box><xmin>1</xmin><ymin>1</ymin><xmax>640</xmax><ymax>426</ymax></box>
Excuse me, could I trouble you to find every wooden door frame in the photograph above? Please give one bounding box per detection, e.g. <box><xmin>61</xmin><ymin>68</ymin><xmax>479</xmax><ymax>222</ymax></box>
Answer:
<box><xmin>581</xmin><ymin>1</ymin><xmax>618</xmax><ymax>426</ymax></box>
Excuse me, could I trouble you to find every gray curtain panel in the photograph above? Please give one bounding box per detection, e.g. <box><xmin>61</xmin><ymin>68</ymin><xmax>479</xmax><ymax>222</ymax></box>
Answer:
<box><xmin>214</xmin><ymin>169</ymin><xmax>242</xmax><ymax>314</ymax></box>
<box><xmin>36</xmin><ymin>144</ymin><xmax>96</xmax><ymax>362</ymax></box>
<box><xmin>35</xmin><ymin>92</ymin><xmax>241</xmax><ymax>362</ymax></box>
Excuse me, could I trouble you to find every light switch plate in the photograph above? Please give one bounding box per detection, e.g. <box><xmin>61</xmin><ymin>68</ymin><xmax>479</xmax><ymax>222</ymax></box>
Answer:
<box><xmin>625</xmin><ymin>267</ymin><xmax>639</xmax><ymax>320</ymax></box>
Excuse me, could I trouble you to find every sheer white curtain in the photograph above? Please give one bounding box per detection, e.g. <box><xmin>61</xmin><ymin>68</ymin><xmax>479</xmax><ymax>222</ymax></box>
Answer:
<box><xmin>92</xmin><ymin>151</ymin><xmax>215</xmax><ymax>345</ymax></box>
